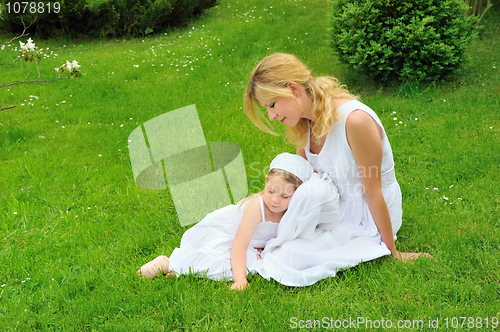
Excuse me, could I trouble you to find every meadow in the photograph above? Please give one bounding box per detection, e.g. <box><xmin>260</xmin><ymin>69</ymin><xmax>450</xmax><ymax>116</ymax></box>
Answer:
<box><xmin>0</xmin><ymin>0</ymin><xmax>499</xmax><ymax>330</ymax></box>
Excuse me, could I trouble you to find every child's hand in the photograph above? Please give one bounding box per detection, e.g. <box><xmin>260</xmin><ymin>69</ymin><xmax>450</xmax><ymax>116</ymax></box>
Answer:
<box><xmin>393</xmin><ymin>250</ymin><xmax>432</xmax><ymax>260</ymax></box>
<box><xmin>230</xmin><ymin>280</ymin><xmax>248</xmax><ymax>291</ymax></box>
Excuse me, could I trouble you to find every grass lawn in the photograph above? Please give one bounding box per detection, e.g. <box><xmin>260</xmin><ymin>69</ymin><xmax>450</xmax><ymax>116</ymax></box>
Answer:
<box><xmin>1</xmin><ymin>0</ymin><xmax>499</xmax><ymax>330</ymax></box>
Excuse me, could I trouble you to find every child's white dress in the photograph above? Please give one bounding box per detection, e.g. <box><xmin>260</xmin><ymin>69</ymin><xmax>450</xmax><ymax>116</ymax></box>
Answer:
<box><xmin>168</xmin><ymin>196</ymin><xmax>278</xmax><ymax>280</ymax></box>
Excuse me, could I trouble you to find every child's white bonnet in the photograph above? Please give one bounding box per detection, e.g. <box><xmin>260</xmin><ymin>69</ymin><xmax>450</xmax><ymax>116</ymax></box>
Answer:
<box><xmin>269</xmin><ymin>153</ymin><xmax>313</xmax><ymax>183</ymax></box>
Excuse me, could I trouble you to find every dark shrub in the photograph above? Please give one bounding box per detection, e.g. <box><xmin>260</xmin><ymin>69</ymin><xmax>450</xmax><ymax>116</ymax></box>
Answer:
<box><xmin>0</xmin><ymin>0</ymin><xmax>218</xmax><ymax>39</ymax></box>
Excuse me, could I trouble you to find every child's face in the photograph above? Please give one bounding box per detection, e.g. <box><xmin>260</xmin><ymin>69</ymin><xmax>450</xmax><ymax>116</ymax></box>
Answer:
<box><xmin>263</xmin><ymin>176</ymin><xmax>296</xmax><ymax>213</ymax></box>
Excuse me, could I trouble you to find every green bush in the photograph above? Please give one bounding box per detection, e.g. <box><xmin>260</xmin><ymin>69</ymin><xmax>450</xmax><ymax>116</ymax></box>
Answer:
<box><xmin>0</xmin><ymin>0</ymin><xmax>218</xmax><ymax>39</ymax></box>
<box><xmin>331</xmin><ymin>0</ymin><xmax>479</xmax><ymax>82</ymax></box>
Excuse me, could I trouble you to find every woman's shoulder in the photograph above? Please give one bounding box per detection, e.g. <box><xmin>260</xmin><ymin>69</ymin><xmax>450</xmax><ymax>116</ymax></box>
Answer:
<box><xmin>327</xmin><ymin>98</ymin><xmax>361</xmax><ymax>126</ymax></box>
<box><xmin>337</xmin><ymin>99</ymin><xmax>383</xmax><ymax>128</ymax></box>
<box><xmin>335</xmin><ymin>98</ymin><xmax>369</xmax><ymax>114</ymax></box>
<box><xmin>334</xmin><ymin>98</ymin><xmax>358</xmax><ymax>109</ymax></box>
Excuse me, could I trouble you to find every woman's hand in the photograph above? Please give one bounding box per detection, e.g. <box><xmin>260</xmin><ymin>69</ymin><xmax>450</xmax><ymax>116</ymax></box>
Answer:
<box><xmin>230</xmin><ymin>280</ymin><xmax>248</xmax><ymax>291</ymax></box>
<box><xmin>393</xmin><ymin>249</ymin><xmax>432</xmax><ymax>260</ymax></box>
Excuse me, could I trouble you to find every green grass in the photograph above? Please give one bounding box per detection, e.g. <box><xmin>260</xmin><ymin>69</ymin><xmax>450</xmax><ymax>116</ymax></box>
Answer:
<box><xmin>1</xmin><ymin>0</ymin><xmax>499</xmax><ymax>330</ymax></box>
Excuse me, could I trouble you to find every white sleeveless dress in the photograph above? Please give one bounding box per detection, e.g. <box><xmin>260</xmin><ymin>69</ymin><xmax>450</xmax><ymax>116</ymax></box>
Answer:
<box><xmin>251</xmin><ymin>103</ymin><xmax>402</xmax><ymax>287</ymax></box>
<box><xmin>168</xmin><ymin>196</ymin><xmax>279</xmax><ymax>280</ymax></box>
<box><xmin>305</xmin><ymin>99</ymin><xmax>402</xmax><ymax>242</ymax></box>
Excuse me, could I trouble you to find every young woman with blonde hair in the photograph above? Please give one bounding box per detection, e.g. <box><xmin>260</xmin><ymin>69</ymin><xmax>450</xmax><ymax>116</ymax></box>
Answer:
<box><xmin>245</xmin><ymin>53</ymin><xmax>431</xmax><ymax>260</ymax></box>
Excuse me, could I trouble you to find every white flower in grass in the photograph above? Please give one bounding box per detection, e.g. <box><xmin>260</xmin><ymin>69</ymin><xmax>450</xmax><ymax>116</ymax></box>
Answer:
<box><xmin>25</xmin><ymin>38</ymin><xmax>36</xmax><ymax>52</ymax></box>
<box><xmin>19</xmin><ymin>41</ymin><xmax>27</xmax><ymax>51</ymax></box>
<box><xmin>434</xmin><ymin>187</ymin><xmax>438</xmax><ymax>191</ymax></box>
<box><xmin>443</xmin><ymin>196</ymin><xmax>449</xmax><ymax>200</ymax></box>
<box><xmin>71</xmin><ymin>60</ymin><xmax>80</xmax><ymax>70</ymax></box>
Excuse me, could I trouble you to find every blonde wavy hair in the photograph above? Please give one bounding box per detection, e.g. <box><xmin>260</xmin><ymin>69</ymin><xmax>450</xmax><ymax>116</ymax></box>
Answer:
<box><xmin>237</xmin><ymin>168</ymin><xmax>303</xmax><ymax>210</ymax></box>
<box><xmin>244</xmin><ymin>53</ymin><xmax>358</xmax><ymax>148</ymax></box>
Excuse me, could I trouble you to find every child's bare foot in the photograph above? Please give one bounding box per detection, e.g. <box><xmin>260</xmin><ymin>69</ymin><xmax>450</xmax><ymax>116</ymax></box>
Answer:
<box><xmin>137</xmin><ymin>255</ymin><xmax>170</xmax><ymax>279</ymax></box>
<box><xmin>393</xmin><ymin>250</ymin><xmax>433</xmax><ymax>261</ymax></box>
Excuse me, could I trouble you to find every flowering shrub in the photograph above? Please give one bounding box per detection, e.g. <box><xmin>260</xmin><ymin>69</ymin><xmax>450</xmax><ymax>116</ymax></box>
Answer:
<box><xmin>18</xmin><ymin>37</ymin><xmax>42</xmax><ymax>64</ymax></box>
<box><xmin>16</xmin><ymin>37</ymin><xmax>82</xmax><ymax>77</ymax></box>
<box><xmin>1</xmin><ymin>33</ymin><xmax>82</xmax><ymax>110</ymax></box>
<box><xmin>54</xmin><ymin>60</ymin><xmax>82</xmax><ymax>79</ymax></box>
<box><xmin>331</xmin><ymin>0</ymin><xmax>479</xmax><ymax>82</ymax></box>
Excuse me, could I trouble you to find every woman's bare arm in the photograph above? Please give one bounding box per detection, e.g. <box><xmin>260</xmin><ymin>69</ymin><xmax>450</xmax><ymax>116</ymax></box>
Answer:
<box><xmin>346</xmin><ymin>110</ymin><xmax>431</xmax><ymax>260</ymax></box>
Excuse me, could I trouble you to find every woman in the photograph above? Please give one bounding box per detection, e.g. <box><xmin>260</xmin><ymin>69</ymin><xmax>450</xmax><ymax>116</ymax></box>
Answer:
<box><xmin>244</xmin><ymin>53</ymin><xmax>431</xmax><ymax>260</ymax></box>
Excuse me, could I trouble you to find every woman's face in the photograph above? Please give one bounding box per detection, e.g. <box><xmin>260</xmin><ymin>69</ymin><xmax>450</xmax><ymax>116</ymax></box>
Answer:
<box><xmin>255</xmin><ymin>82</ymin><xmax>312</xmax><ymax>127</ymax></box>
<box><xmin>255</xmin><ymin>95</ymin><xmax>303</xmax><ymax>127</ymax></box>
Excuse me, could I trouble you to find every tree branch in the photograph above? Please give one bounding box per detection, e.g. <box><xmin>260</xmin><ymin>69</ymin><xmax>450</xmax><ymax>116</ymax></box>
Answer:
<box><xmin>0</xmin><ymin>58</ymin><xmax>23</xmax><ymax>66</ymax></box>
<box><xmin>1</xmin><ymin>18</ymin><xmax>37</xmax><ymax>66</ymax></box>
<box><xmin>1</xmin><ymin>17</ymin><xmax>82</xmax><ymax>111</ymax></box>
<box><xmin>0</xmin><ymin>18</ymin><xmax>36</xmax><ymax>49</ymax></box>
<box><xmin>0</xmin><ymin>105</ymin><xmax>16</xmax><ymax>111</ymax></box>
<box><xmin>1</xmin><ymin>75</ymin><xmax>70</xmax><ymax>89</ymax></box>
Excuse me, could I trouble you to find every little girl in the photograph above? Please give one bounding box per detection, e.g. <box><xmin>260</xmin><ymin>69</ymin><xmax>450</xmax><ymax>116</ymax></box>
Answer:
<box><xmin>137</xmin><ymin>153</ymin><xmax>313</xmax><ymax>290</ymax></box>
